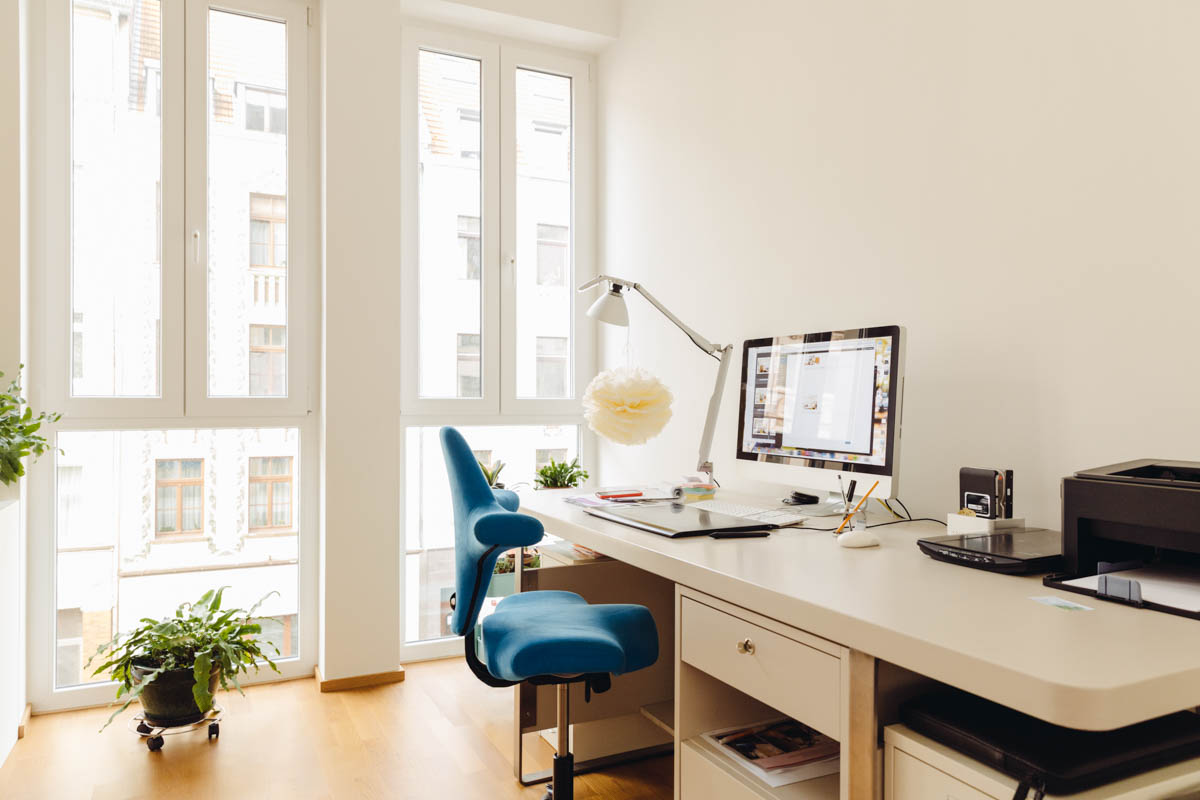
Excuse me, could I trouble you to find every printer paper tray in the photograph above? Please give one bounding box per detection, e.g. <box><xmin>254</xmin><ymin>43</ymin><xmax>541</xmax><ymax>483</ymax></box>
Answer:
<box><xmin>1044</xmin><ymin>564</ymin><xmax>1200</xmax><ymax>620</ymax></box>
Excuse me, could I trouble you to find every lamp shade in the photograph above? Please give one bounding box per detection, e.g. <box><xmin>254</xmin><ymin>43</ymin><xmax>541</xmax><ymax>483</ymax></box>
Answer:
<box><xmin>586</xmin><ymin>289</ymin><xmax>629</xmax><ymax>327</ymax></box>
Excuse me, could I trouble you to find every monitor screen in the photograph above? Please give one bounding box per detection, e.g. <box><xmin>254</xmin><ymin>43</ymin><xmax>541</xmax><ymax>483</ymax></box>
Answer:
<box><xmin>736</xmin><ymin>326</ymin><xmax>900</xmax><ymax>476</ymax></box>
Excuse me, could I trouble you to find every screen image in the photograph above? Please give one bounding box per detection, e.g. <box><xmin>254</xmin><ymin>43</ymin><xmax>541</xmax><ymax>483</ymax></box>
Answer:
<box><xmin>737</xmin><ymin>327</ymin><xmax>899</xmax><ymax>472</ymax></box>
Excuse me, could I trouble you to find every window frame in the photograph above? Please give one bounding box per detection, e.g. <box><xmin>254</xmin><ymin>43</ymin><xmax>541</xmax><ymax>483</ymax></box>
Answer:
<box><xmin>154</xmin><ymin>458</ymin><xmax>206</xmax><ymax>541</ymax></box>
<box><xmin>248</xmin><ymin>455</ymin><xmax>294</xmax><ymax>534</ymax></box>
<box><xmin>28</xmin><ymin>0</ymin><xmax>319</xmax><ymax>713</ymax></box>
<box><xmin>397</xmin><ymin>27</ymin><xmax>596</xmax><ymax>661</ymax></box>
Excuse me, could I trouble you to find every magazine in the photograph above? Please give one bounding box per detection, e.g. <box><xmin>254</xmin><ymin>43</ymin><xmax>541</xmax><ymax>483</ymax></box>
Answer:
<box><xmin>701</xmin><ymin>718</ymin><xmax>840</xmax><ymax>788</ymax></box>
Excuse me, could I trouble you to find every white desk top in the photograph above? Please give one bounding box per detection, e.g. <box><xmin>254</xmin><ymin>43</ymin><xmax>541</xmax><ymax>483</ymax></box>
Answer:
<box><xmin>520</xmin><ymin>491</ymin><xmax>1200</xmax><ymax>731</ymax></box>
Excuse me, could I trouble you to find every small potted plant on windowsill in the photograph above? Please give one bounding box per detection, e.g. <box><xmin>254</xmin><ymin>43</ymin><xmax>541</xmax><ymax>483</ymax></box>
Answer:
<box><xmin>88</xmin><ymin>587</ymin><xmax>280</xmax><ymax>733</ymax></box>
<box><xmin>0</xmin><ymin>366</ymin><xmax>61</xmax><ymax>500</ymax></box>
<box><xmin>479</xmin><ymin>459</ymin><xmax>506</xmax><ymax>490</ymax></box>
<box><xmin>534</xmin><ymin>457</ymin><xmax>589</xmax><ymax>491</ymax></box>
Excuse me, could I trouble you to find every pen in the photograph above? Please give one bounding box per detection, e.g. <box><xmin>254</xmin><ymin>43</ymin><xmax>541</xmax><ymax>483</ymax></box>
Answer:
<box><xmin>837</xmin><ymin>474</ymin><xmax>848</xmax><ymax>508</ymax></box>
<box><xmin>846</xmin><ymin>479</ymin><xmax>857</xmax><ymax>507</ymax></box>
<box><xmin>836</xmin><ymin>480</ymin><xmax>879</xmax><ymax>535</ymax></box>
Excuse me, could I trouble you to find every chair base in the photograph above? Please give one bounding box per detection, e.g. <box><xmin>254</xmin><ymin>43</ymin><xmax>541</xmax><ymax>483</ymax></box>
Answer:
<box><xmin>543</xmin><ymin>753</ymin><xmax>575</xmax><ymax>800</ymax></box>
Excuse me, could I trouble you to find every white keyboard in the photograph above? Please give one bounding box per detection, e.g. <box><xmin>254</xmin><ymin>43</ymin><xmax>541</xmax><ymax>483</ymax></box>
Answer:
<box><xmin>692</xmin><ymin>500</ymin><xmax>810</xmax><ymax>527</ymax></box>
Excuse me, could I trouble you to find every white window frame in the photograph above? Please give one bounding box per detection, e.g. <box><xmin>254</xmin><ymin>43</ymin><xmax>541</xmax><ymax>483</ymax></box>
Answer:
<box><xmin>397</xmin><ymin>26</ymin><xmax>596</xmax><ymax>661</ymax></box>
<box><xmin>28</xmin><ymin>0</ymin><xmax>319</xmax><ymax>712</ymax></box>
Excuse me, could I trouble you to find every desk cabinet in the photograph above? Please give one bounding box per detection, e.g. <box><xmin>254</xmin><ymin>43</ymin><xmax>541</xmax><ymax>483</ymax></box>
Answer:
<box><xmin>675</xmin><ymin>587</ymin><xmax>875</xmax><ymax>800</ymax></box>
<box><xmin>884</xmin><ymin>725</ymin><xmax>1200</xmax><ymax>800</ymax></box>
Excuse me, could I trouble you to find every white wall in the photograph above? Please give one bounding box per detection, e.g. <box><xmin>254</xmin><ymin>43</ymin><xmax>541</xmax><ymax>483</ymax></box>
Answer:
<box><xmin>596</xmin><ymin>0</ymin><xmax>1200</xmax><ymax>529</ymax></box>
<box><xmin>319</xmin><ymin>0</ymin><xmax>405</xmax><ymax>681</ymax></box>
<box><xmin>0</xmin><ymin>0</ymin><xmax>28</xmax><ymax>766</ymax></box>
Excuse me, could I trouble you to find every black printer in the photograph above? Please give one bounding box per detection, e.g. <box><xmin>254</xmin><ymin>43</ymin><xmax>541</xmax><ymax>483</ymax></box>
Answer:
<box><xmin>1044</xmin><ymin>459</ymin><xmax>1200</xmax><ymax>619</ymax></box>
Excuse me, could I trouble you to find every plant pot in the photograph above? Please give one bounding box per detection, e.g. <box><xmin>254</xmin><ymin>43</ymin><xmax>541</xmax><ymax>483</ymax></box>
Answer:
<box><xmin>132</xmin><ymin>663</ymin><xmax>221</xmax><ymax>727</ymax></box>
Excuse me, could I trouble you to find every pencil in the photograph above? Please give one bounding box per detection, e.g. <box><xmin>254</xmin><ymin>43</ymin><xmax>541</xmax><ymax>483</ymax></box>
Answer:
<box><xmin>836</xmin><ymin>480</ymin><xmax>879</xmax><ymax>534</ymax></box>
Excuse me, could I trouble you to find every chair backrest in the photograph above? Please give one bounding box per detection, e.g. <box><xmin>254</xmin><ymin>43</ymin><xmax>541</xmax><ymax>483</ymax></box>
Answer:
<box><xmin>440</xmin><ymin>426</ymin><xmax>543</xmax><ymax>636</ymax></box>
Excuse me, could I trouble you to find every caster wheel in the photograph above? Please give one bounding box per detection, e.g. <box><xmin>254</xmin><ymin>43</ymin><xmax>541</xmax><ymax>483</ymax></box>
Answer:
<box><xmin>147</xmin><ymin>736</ymin><xmax>164</xmax><ymax>752</ymax></box>
<box><xmin>136</xmin><ymin>722</ymin><xmax>153</xmax><ymax>735</ymax></box>
<box><xmin>541</xmin><ymin>789</ymin><xmax>553</xmax><ymax>800</ymax></box>
<box><xmin>208</xmin><ymin>722</ymin><xmax>219</xmax><ymax>740</ymax></box>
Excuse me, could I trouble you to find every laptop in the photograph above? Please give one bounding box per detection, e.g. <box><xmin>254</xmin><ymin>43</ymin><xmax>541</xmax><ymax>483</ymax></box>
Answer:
<box><xmin>583</xmin><ymin>502</ymin><xmax>776</xmax><ymax>538</ymax></box>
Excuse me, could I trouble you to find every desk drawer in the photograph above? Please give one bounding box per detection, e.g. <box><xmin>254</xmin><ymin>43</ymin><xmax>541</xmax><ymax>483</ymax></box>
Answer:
<box><xmin>680</xmin><ymin>597</ymin><xmax>841</xmax><ymax>739</ymax></box>
<box><xmin>889</xmin><ymin>749</ymin><xmax>999</xmax><ymax>800</ymax></box>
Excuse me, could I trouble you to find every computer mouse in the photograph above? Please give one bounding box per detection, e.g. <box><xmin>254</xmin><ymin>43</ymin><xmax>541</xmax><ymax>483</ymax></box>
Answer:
<box><xmin>838</xmin><ymin>529</ymin><xmax>880</xmax><ymax>548</ymax></box>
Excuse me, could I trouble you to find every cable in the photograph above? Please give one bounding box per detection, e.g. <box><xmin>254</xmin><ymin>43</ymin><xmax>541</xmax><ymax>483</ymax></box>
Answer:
<box><xmin>866</xmin><ymin>517</ymin><xmax>946</xmax><ymax>529</ymax></box>
<box><xmin>878</xmin><ymin>499</ymin><xmax>903</xmax><ymax>520</ymax></box>
<box><xmin>894</xmin><ymin>497</ymin><xmax>914</xmax><ymax>520</ymax></box>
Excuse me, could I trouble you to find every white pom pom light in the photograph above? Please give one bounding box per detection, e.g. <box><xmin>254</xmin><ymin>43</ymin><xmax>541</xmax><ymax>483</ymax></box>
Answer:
<box><xmin>583</xmin><ymin>367</ymin><xmax>674</xmax><ymax>445</ymax></box>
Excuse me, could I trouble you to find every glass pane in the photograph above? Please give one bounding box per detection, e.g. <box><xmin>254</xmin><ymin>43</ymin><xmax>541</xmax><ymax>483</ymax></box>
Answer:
<box><xmin>207</xmin><ymin>11</ymin><xmax>288</xmax><ymax>397</ymax></box>
<box><xmin>403</xmin><ymin>424</ymin><xmax>579</xmax><ymax>643</ymax></box>
<box><xmin>418</xmin><ymin>51</ymin><xmax>482</xmax><ymax>399</ymax></box>
<box><xmin>71</xmin><ymin>0</ymin><xmax>162</xmax><ymax>397</ymax></box>
<box><xmin>55</xmin><ymin>428</ymin><xmax>301</xmax><ymax>688</ymax></box>
<box><xmin>272</xmin><ymin>481</ymin><xmax>291</xmax><ymax>526</ymax></box>
<box><xmin>515</xmin><ymin>69</ymin><xmax>573</xmax><ymax>399</ymax></box>
<box><xmin>248</xmin><ymin>481</ymin><xmax>268</xmax><ymax>527</ymax></box>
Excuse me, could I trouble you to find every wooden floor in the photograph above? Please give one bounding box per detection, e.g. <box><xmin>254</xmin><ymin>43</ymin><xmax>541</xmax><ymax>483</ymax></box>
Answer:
<box><xmin>0</xmin><ymin>658</ymin><xmax>672</xmax><ymax>800</ymax></box>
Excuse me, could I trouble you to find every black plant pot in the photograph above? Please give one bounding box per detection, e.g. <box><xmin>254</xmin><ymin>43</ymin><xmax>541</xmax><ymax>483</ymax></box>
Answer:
<box><xmin>132</xmin><ymin>663</ymin><xmax>221</xmax><ymax>727</ymax></box>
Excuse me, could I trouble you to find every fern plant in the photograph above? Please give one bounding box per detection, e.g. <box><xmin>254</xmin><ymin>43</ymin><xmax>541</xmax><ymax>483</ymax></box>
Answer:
<box><xmin>87</xmin><ymin>587</ymin><xmax>280</xmax><ymax>729</ymax></box>
<box><xmin>534</xmin><ymin>457</ymin><xmax>589</xmax><ymax>489</ymax></box>
<box><xmin>0</xmin><ymin>367</ymin><xmax>61</xmax><ymax>486</ymax></box>
<box><xmin>479</xmin><ymin>459</ymin><xmax>506</xmax><ymax>488</ymax></box>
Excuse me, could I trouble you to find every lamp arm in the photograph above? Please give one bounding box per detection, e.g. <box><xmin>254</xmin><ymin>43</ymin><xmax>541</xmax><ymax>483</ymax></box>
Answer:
<box><xmin>579</xmin><ymin>274</ymin><xmax>722</xmax><ymax>358</ymax></box>
<box><xmin>697</xmin><ymin>345</ymin><xmax>734</xmax><ymax>483</ymax></box>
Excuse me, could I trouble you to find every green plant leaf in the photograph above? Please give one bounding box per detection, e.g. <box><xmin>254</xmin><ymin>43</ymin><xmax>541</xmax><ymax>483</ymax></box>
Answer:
<box><xmin>192</xmin><ymin>651</ymin><xmax>213</xmax><ymax>712</ymax></box>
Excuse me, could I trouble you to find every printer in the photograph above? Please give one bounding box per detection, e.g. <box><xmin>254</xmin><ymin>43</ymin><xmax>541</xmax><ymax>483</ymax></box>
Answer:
<box><xmin>1044</xmin><ymin>459</ymin><xmax>1200</xmax><ymax>619</ymax></box>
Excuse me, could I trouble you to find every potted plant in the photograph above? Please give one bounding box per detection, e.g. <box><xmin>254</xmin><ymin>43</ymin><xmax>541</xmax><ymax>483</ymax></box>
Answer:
<box><xmin>479</xmin><ymin>459</ymin><xmax>506</xmax><ymax>489</ymax></box>
<box><xmin>87</xmin><ymin>588</ymin><xmax>280</xmax><ymax>730</ymax></box>
<box><xmin>488</xmin><ymin>547</ymin><xmax>540</xmax><ymax>597</ymax></box>
<box><xmin>0</xmin><ymin>367</ymin><xmax>61</xmax><ymax>491</ymax></box>
<box><xmin>534</xmin><ymin>457</ymin><xmax>589</xmax><ymax>490</ymax></box>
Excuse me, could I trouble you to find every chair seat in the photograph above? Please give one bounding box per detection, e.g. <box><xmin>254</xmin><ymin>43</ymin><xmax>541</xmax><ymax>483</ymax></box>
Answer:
<box><xmin>480</xmin><ymin>591</ymin><xmax>659</xmax><ymax>682</ymax></box>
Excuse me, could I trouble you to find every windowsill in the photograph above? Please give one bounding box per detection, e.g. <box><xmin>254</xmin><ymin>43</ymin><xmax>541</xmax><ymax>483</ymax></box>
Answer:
<box><xmin>152</xmin><ymin>532</ymin><xmax>207</xmax><ymax>544</ymax></box>
<box><xmin>247</xmin><ymin>528</ymin><xmax>298</xmax><ymax>538</ymax></box>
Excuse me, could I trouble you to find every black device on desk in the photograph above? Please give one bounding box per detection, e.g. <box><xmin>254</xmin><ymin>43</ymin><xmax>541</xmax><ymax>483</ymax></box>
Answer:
<box><xmin>918</xmin><ymin>529</ymin><xmax>1063</xmax><ymax>574</ymax></box>
<box><xmin>583</xmin><ymin>503</ymin><xmax>775</xmax><ymax>538</ymax></box>
<box><xmin>1043</xmin><ymin>459</ymin><xmax>1200</xmax><ymax>620</ymax></box>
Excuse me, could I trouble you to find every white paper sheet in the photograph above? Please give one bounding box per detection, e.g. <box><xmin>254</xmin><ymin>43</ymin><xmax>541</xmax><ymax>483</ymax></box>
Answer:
<box><xmin>1063</xmin><ymin>565</ymin><xmax>1200</xmax><ymax>613</ymax></box>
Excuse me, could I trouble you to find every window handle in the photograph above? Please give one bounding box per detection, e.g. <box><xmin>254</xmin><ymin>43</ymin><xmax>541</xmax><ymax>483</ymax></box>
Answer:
<box><xmin>192</xmin><ymin>229</ymin><xmax>201</xmax><ymax>264</ymax></box>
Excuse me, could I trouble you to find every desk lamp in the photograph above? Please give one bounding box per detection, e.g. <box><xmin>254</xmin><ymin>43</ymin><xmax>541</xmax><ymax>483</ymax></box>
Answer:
<box><xmin>578</xmin><ymin>275</ymin><xmax>733</xmax><ymax>484</ymax></box>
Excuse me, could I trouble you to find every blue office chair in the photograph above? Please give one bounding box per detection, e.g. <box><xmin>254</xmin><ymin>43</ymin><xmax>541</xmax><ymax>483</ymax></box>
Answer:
<box><xmin>440</xmin><ymin>426</ymin><xmax>659</xmax><ymax>800</ymax></box>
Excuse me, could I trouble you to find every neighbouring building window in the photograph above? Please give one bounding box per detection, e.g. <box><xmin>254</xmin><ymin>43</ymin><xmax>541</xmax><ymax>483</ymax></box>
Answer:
<box><xmin>245</xmin><ymin>86</ymin><xmax>286</xmax><ymax>134</ymax></box>
<box><xmin>536</xmin><ymin>448</ymin><xmax>568</xmax><ymax>471</ymax></box>
<box><xmin>456</xmin><ymin>333</ymin><xmax>481</xmax><ymax>397</ymax></box>
<box><xmin>249</xmin><ymin>324</ymin><xmax>286</xmax><ymax>396</ymax></box>
<box><xmin>155</xmin><ymin>458</ymin><xmax>204</xmax><ymax>537</ymax></box>
<box><xmin>535</xmin><ymin>336</ymin><xmax>568</xmax><ymax>398</ymax></box>
<box><xmin>250</xmin><ymin>193</ymin><xmax>287</xmax><ymax>268</ymax></box>
<box><xmin>472</xmin><ymin>449</ymin><xmax>493</xmax><ymax>467</ymax></box>
<box><xmin>249</xmin><ymin>456</ymin><xmax>293</xmax><ymax>531</ymax></box>
<box><xmin>457</xmin><ymin>215</ymin><xmax>481</xmax><ymax>280</ymax></box>
<box><xmin>536</xmin><ymin>224</ymin><xmax>568</xmax><ymax>287</ymax></box>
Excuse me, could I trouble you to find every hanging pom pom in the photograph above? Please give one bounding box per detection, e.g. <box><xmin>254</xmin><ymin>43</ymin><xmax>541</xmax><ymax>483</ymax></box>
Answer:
<box><xmin>583</xmin><ymin>367</ymin><xmax>674</xmax><ymax>445</ymax></box>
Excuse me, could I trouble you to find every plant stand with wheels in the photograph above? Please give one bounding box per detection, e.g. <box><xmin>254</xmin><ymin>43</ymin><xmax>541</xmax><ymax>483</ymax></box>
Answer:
<box><xmin>127</xmin><ymin>704</ymin><xmax>223</xmax><ymax>752</ymax></box>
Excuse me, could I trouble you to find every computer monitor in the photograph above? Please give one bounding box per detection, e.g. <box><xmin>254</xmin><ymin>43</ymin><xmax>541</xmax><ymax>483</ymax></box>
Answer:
<box><xmin>733</xmin><ymin>325</ymin><xmax>905</xmax><ymax>507</ymax></box>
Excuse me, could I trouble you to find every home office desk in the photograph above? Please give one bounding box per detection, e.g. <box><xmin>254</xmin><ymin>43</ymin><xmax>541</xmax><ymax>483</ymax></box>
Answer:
<box><xmin>518</xmin><ymin>491</ymin><xmax>1200</xmax><ymax>800</ymax></box>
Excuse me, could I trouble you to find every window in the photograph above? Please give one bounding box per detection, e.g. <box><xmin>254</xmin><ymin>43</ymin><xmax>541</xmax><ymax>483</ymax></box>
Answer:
<box><xmin>401</xmin><ymin>31</ymin><xmax>591</xmax><ymax>652</ymax></box>
<box><xmin>245</xmin><ymin>87</ymin><xmax>286</xmax><ymax>134</ymax></box>
<box><xmin>456</xmin><ymin>333</ymin><xmax>481</xmax><ymax>398</ymax></box>
<box><xmin>250</xmin><ymin>193</ymin><xmax>287</xmax><ymax>268</ymax></box>
<box><xmin>249</xmin><ymin>456</ymin><xmax>293</xmax><ymax>531</ymax></box>
<box><xmin>250</xmin><ymin>324</ymin><xmax>287</xmax><ymax>397</ymax></box>
<box><xmin>155</xmin><ymin>459</ymin><xmax>205</xmax><ymax>537</ymax></box>
<box><xmin>41</xmin><ymin>0</ymin><xmax>312</xmax><ymax>709</ymax></box>
<box><xmin>536</xmin><ymin>448</ymin><xmax>568</xmax><ymax>471</ymax></box>
<box><xmin>535</xmin><ymin>336</ymin><xmax>568</xmax><ymax>398</ymax></box>
<box><xmin>536</xmin><ymin>224</ymin><xmax>568</xmax><ymax>287</ymax></box>
<box><xmin>457</xmin><ymin>215</ymin><xmax>480</xmax><ymax>280</ymax></box>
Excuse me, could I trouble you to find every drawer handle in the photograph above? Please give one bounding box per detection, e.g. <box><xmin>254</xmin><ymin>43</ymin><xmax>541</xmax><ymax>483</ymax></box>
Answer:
<box><xmin>735</xmin><ymin>638</ymin><xmax>755</xmax><ymax>655</ymax></box>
